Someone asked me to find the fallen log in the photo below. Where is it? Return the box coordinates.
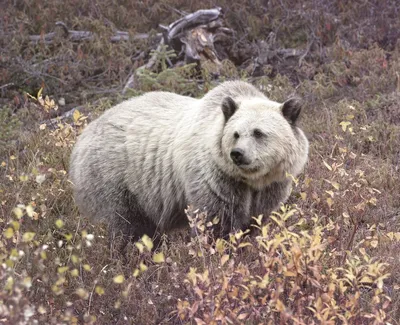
[163,7,233,64]
[29,21,162,44]
[122,7,233,94]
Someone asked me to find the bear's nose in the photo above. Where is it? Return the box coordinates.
[230,148,245,165]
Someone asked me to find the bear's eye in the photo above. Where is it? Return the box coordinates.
[234,132,240,139]
[253,129,265,138]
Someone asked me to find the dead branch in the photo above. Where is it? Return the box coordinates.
[145,38,166,70]
[122,8,233,95]
[40,106,80,129]
[121,38,165,95]
[164,7,233,64]
[0,83,15,90]
[40,99,104,128]
[121,74,136,96]
[166,7,223,43]
[278,48,307,59]
[255,39,307,66]
[29,22,162,44]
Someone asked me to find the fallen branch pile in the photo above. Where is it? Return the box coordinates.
[25,7,315,126]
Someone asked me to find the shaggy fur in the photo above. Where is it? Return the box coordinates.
[69,81,309,241]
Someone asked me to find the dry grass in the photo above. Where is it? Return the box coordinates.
[1,0,400,324]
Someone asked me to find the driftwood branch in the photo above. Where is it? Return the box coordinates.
[165,7,232,64]
[255,38,308,66]
[41,106,83,129]
[29,22,162,44]
[122,7,233,94]
[166,7,223,42]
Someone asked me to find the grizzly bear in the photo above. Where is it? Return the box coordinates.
[69,81,309,243]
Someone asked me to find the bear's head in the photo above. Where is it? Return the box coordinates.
[220,95,309,189]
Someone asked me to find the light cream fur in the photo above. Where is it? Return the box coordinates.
[69,80,309,240]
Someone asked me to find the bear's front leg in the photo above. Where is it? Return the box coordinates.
[187,178,252,238]
[250,180,292,220]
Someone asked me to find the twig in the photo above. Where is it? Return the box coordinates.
[121,68,136,96]
[341,214,359,265]
[0,83,15,90]
[121,38,164,95]
[16,56,68,85]
[40,99,103,127]
[0,83,15,96]
[298,36,314,67]
[67,217,81,265]
[87,264,109,314]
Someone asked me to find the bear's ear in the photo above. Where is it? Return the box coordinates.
[282,97,302,125]
[221,96,238,121]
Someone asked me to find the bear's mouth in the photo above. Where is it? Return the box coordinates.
[238,165,260,173]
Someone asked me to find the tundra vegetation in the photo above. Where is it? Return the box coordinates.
[0,0,399,324]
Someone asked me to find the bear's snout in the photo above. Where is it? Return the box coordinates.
[230,148,249,166]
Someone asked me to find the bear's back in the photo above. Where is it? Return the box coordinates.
[70,91,199,226]
[123,92,201,229]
